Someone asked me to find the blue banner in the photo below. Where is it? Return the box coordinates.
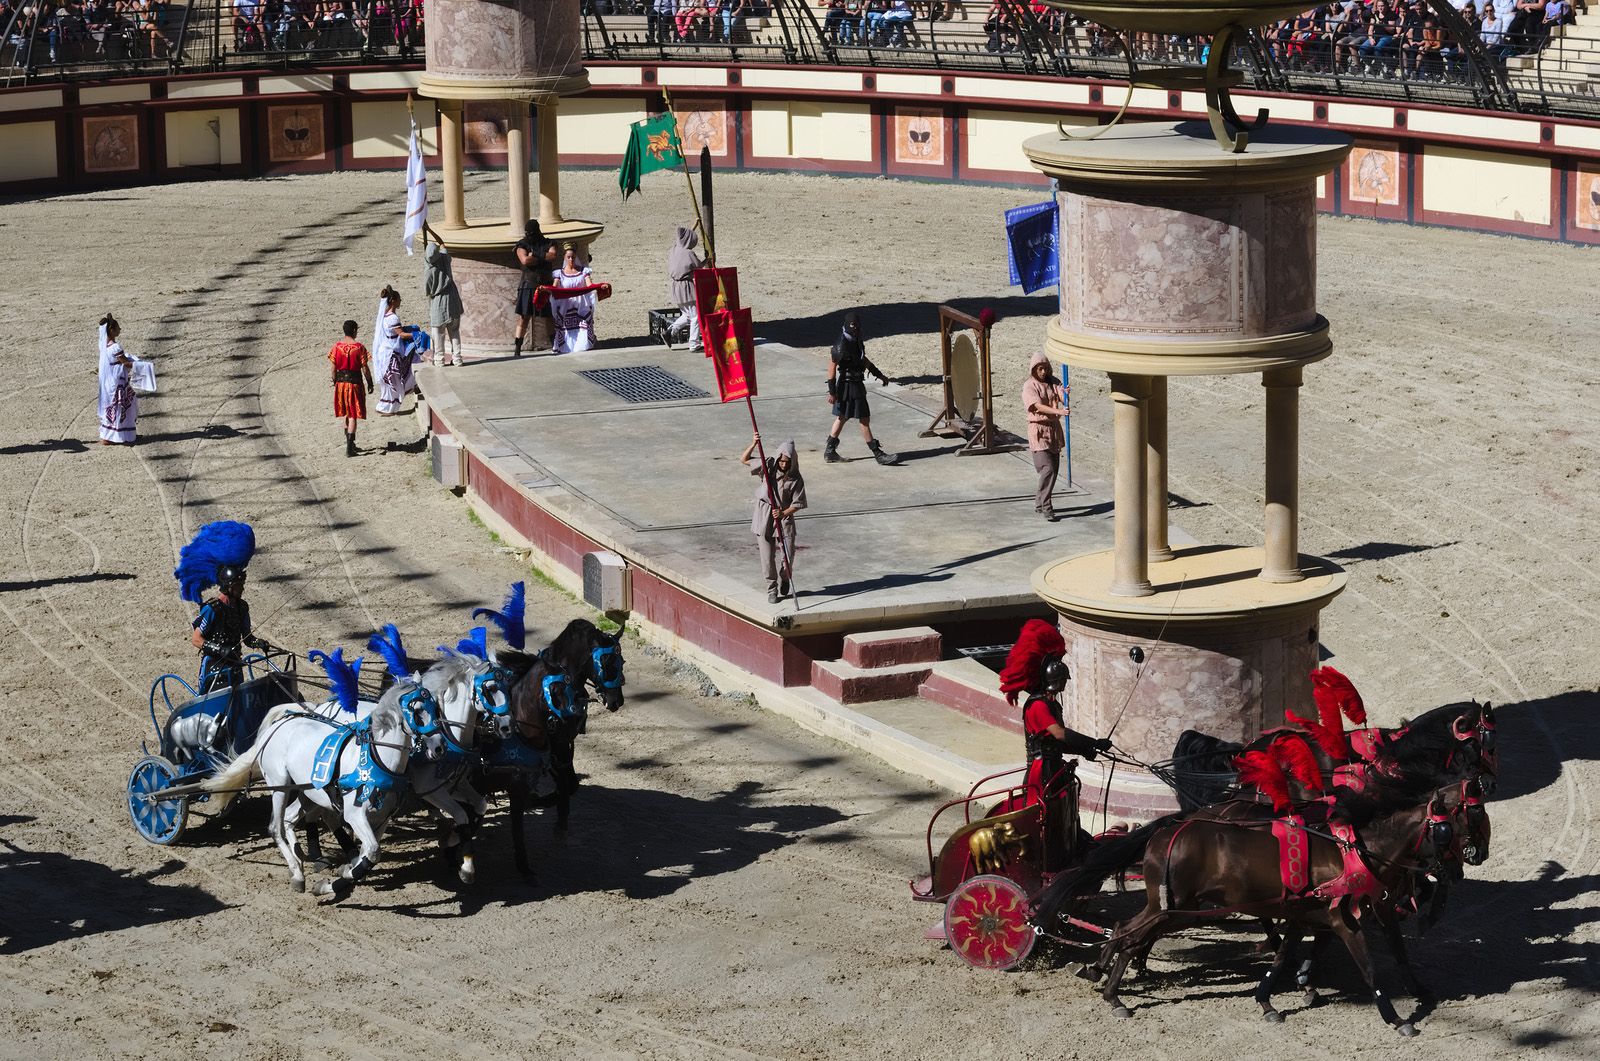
[1004,199,1059,295]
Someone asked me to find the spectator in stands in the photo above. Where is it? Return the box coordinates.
[1480,1,1516,63]
[1511,0,1544,50]
[820,0,848,42]
[1540,0,1572,48]
[1357,2,1399,75]
[840,0,865,42]
[881,0,913,45]
[863,0,887,44]
[984,0,1017,52]
[647,0,675,42]
[1334,1,1370,71]
[676,0,710,39]
[233,0,262,50]
[717,0,747,42]
[1442,3,1477,76]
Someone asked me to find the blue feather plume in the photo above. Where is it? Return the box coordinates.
[308,648,363,715]
[471,581,526,650]
[174,521,256,603]
[367,623,412,679]
[448,626,488,660]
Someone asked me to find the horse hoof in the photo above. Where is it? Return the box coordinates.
[1302,991,1318,1008]
[290,877,305,893]
[459,866,476,885]
[1397,1023,1418,1038]
[1111,1006,1132,1020]
[1263,1009,1285,1024]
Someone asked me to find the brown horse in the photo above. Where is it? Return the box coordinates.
[1091,781,1464,1035]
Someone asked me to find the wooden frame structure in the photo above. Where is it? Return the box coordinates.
[922,305,1022,457]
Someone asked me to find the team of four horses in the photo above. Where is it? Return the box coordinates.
[914,659,1496,1037]
[127,576,627,898]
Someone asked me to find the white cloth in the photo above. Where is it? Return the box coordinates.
[403,116,428,256]
[372,303,413,414]
[97,323,137,443]
[130,357,158,394]
[550,267,598,355]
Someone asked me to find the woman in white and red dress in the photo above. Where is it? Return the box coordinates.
[97,313,137,445]
[995,618,1109,811]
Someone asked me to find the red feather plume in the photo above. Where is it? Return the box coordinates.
[998,619,1067,706]
[1286,709,1350,764]
[1236,750,1291,812]
[1271,734,1325,794]
[1312,666,1366,725]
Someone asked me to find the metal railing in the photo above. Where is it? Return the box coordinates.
[5,1,1600,119]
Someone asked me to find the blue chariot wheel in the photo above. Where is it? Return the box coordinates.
[126,755,188,846]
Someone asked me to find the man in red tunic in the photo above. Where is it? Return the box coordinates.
[998,619,1110,808]
[328,319,374,457]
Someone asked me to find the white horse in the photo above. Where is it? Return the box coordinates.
[405,651,513,884]
[203,688,413,897]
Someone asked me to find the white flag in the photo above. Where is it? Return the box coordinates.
[403,113,428,255]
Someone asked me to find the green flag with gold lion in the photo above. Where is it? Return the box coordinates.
[619,112,684,199]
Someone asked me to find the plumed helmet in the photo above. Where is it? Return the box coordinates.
[216,563,246,594]
[1041,656,1070,693]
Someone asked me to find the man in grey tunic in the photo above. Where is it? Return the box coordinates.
[740,433,806,603]
[423,243,465,366]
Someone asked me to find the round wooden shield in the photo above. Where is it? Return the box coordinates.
[950,332,980,423]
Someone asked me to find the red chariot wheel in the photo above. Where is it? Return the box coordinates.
[944,874,1036,971]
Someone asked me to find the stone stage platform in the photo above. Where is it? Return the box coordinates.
[420,341,1145,691]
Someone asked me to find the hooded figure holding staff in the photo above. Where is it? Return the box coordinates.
[740,432,805,603]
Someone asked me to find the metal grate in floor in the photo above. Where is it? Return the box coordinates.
[578,365,709,404]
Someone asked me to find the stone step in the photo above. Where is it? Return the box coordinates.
[811,658,933,705]
[842,626,943,669]
[917,656,1018,733]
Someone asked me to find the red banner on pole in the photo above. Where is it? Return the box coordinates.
[704,307,756,402]
[692,267,740,355]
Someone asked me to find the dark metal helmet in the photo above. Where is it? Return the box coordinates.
[1041,656,1070,693]
[216,563,247,595]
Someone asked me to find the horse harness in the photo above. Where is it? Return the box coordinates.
[294,710,408,812]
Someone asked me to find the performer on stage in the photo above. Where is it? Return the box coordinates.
[97,313,138,445]
[422,243,464,367]
[667,225,705,353]
[824,312,899,465]
[372,285,420,416]
[997,618,1109,808]
[550,244,600,355]
[175,521,263,694]
[1023,351,1069,521]
[328,319,374,457]
[513,220,558,358]
[740,431,806,603]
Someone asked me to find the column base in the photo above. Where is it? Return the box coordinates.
[1032,544,1347,786]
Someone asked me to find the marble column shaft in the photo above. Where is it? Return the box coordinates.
[1146,375,1172,563]
[537,100,563,227]
[506,104,531,237]
[438,100,465,229]
[1110,372,1154,597]
[1262,364,1304,583]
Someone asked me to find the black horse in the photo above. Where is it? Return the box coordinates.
[486,618,628,877]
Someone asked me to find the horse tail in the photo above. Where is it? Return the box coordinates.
[200,702,297,810]
[1031,812,1182,929]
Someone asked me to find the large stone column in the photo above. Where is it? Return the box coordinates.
[417,0,601,354]
[537,100,562,227]
[1025,119,1352,817]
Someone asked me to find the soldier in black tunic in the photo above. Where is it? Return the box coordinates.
[824,312,899,465]
[512,220,558,358]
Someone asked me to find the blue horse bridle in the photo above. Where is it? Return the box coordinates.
[590,643,624,692]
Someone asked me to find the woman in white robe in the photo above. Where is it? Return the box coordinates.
[371,285,417,415]
[550,246,601,355]
[97,313,137,445]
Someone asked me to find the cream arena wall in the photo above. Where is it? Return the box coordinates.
[3,63,1599,244]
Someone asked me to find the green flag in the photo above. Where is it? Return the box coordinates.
[619,113,683,199]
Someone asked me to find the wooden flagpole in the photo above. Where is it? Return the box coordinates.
[661,88,795,604]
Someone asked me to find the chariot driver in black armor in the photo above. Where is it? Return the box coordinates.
[997,619,1110,809]
[174,520,263,694]
[191,564,264,693]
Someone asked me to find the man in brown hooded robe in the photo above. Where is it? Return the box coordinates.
[740,432,806,603]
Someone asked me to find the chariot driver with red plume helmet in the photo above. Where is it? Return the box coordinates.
[174,520,265,693]
[998,618,1110,807]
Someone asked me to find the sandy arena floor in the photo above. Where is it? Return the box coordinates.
[0,169,1596,1059]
